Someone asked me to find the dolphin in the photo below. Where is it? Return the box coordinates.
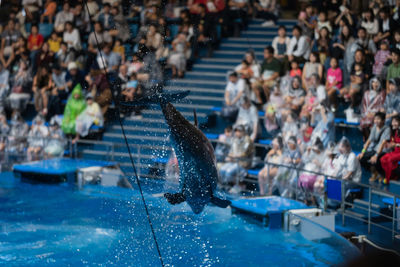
[122,90,231,214]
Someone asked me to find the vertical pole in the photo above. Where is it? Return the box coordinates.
[368,187,372,234]
[393,196,396,241]
[323,175,327,212]
[137,145,141,178]
[295,168,299,201]
[341,180,345,226]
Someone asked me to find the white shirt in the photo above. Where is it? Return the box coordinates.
[63,29,81,50]
[235,105,259,131]
[287,35,310,59]
[335,152,362,183]
[55,11,74,28]
[225,79,246,106]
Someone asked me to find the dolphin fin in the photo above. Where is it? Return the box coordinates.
[121,91,190,106]
[193,109,198,127]
[210,196,231,208]
[164,192,186,205]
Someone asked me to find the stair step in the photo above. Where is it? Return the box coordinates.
[221,43,268,49]
[165,86,224,95]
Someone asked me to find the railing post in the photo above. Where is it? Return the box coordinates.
[393,196,396,241]
[111,143,115,161]
[341,179,345,226]
[368,187,372,234]
[323,175,327,212]
[69,138,73,159]
[295,168,299,201]
[137,144,141,178]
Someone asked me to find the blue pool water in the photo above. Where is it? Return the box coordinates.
[0,172,359,266]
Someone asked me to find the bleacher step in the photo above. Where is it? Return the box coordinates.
[353,199,380,209]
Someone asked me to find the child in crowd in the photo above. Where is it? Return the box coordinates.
[372,39,391,79]
[289,61,302,77]
[326,57,342,110]
[113,39,126,64]
[47,32,62,54]
[340,62,365,106]
[215,126,233,162]
[27,115,49,161]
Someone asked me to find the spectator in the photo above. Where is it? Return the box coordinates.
[87,22,112,70]
[314,141,338,195]
[379,115,400,184]
[360,9,379,38]
[44,117,66,158]
[86,70,112,115]
[386,49,400,90]
[0,114,10,152]
[372,39,391,79]
[61,84,86,136]
[255,0,278,27]
[226,0,248,36]
[73,4,90,34]
[331,24,354,60]
[326,57,342,110]
[63,21,82,51]
[298,4,317,39]
[7,112,29,156]
[340,62,365,108]
[374,7,396,44]
[47,32,62,54]
[263,104,280,137]
[96,44,121,73]
[121,74,141,103]
[109,6,131,42]
[54,2,74,33]
[0,19,22,69]
[360,77,386,139]
[22,0,43,23]
[73,94,104,144]
[382,78,400,124]
[334,4,353,27]
[215,125,234,162]
[222,72,246,121]
[86,0,100,19]
[257,136,283,195]
[35,42,54,70]
[312,27,331,65]
[234,97,259,141]
[358,112,390,182]
[219,125,254,194]
[97,3,114,31]
[8,60,31,113]
[272,26,290,61]
[281,112,299,143]
[0,63,10,112]
[32,66,52,116]
[310,103,335,147]
[335,137,362,183]
[284,76,305,114]
[235,52,260,84]
[287,25,311,65]
[300,74,326,119]
[27,115,49,161]
[393,29,400,51]
[302,52,323,91]
[113,39,126,64]
[27,24,44,63]
[168,32,189,79]
[289,61,301,78]
[315,11,332,38]
[40,0,57,24]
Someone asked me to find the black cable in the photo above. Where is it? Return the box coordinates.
[81,2,164,266]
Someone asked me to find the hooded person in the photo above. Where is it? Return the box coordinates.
[72,93,104,143]
[61,84,86,135]
[382,78,400,124]
[360,77,386,137]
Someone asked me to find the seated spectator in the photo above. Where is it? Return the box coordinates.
[263,104,280,137]
[302,52,323,91]
[312,27,331,65]
[7,112,29,156]
[86,69,112,115]
[381,78,400,124]
[252,46,280,104]
[378,115,400,184]
[113,39,126,65]
[32,66,52,116]
[226,0,249,36]
[373,7,396,44]
[258,136,283,195]
[215,125,234,162]
[372,39,391,79]
[340,62,365,108]
[281,112,299,143]
[63,22,82,52]
[310,103,335,147]
[335,137,362,183]
[284,76,305,114]
[358,112,390,182]
[193,4,217,58]
[86,22,112,70]
[298,4,317,39]
[54,2,74,33]
[325,57,342,110]
[289,61,301,78]
[97,3,113,31]
[0,19,22,69]
[360,9,379,38]
[315,11,332,38]
[314,141,338,196]
[8,60,31,113]
[168,33,189,79]
[27,24,44,69]
[44,117,66,158]
[286,25,311,65]
[145,24,165,60]
[222,72,246,122]
[86,0,100,19]
[0,63,10,112]
[255,0,278,27]
[55,42,75,70]
[40,0,57,24]
[360,77,386,139]
[73,4,90,34]
[97,44,121,73]
[219,125,254,193]
[393,29,400,51]
[73,94,104,144]
[27,115,49,161]
[65,62,85,92]
[331,24,354,61]
[47,32,62,54]
[334,4,353,27]
[109,6,130,42]
[272,26,290,61]
[35,42,54,70]
[234,97,259,141]
[235,52,260,84]
[298,138,324,195]
[0,113,10,152]
[386,49,400,90]
[61,84,86,136]
[300,74,326,120]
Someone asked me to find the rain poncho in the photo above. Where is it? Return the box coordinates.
[75,101,103,137]
[61,84,86,135]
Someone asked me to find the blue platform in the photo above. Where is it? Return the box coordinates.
[231,196,308,228]
[13,158,116,183]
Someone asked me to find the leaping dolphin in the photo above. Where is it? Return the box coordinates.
[122,90,231,214]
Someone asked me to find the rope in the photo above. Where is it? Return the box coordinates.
[81,2,164,266]
[352,236,400,256]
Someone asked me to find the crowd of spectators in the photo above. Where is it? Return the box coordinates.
[218,1,400,197]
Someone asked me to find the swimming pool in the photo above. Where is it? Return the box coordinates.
[0,172,359,266]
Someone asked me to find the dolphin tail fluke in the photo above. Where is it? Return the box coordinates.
[164,192,186,205]
[210,196,231,208]
[121,91,190,106]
